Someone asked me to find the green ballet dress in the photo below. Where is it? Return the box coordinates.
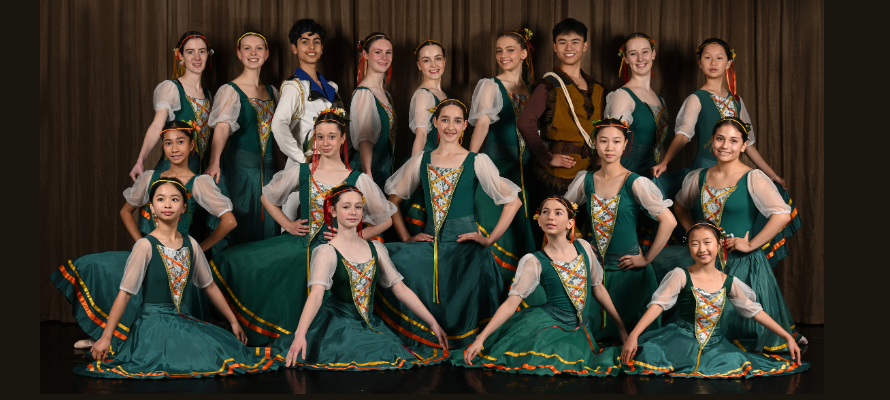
[211,83,280,246]
[272,241,449,370]
[75,235,284,379]
[451,239,623,376]
[470,77,543,307]
[402,88,444,237]
[377,151,516,348]
[50,171,232,342]
[153,79,213,174]
[621,268,809,379]
[610,88,670,177]
[210,163,396,346]
[349,87,397,190]
[565,171,674,344]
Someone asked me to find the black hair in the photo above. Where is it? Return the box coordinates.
[686,219,722,243]
[314,111,347,134]
[697,38,733,60]
[177,31,208,52]
[415,40,445,61]
[552,18,588,43]
[623,32,654,51]
[328,184,362,208]
[360,32,393,53]
[497,31,529,51]
[432,99,468,120]
[594,117,631,140]
[289,19,326,44]
[149,177,188,212]
[712,116,750,143]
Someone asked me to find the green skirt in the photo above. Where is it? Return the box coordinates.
[50,251,211,343]
[401,187,428,238]
[590,243,661,345]
[272,298,448,371]
[218,148,279,246]
[621,318,808,379]
[376,217,505,349]
[451,305,621,376]
[211,232,324,347]
[75,303,283,379]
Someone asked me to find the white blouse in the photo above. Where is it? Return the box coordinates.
[674,93,755,146]
[349,89,390,149]
[563,171,673,218]
[675,168,790,217]
[153,81,183,121]
[408,89,439,133]
[307,242,405,290]
[119,236,213,294]
[208,84,280,135]
[123,172,233,217]
[648,268,763,318]
[508,239,603,298]
[468,78,504,126]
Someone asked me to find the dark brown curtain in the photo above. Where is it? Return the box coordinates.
[40,0,823,323]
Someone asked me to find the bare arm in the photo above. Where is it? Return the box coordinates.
[204,123,230,184]
[673,202,694,232]
[129,109,168,181]
[90,290,133,361]
[202,281,247,344]
[463,295,522,365]
[620,304,665,365]
[285,285,326,367]
[411,128,429,155]
[459,196,520,246]
[199,211,237,252]
[387,194,413,242]
[390,281,449,349]
[120,203,143,242]
[592,284,628,341]
[752,310,801,365]
[726,213,791,254]
[744,147,785,189]
[652,135,689,178]
[644,210,677,261]
[260,194,308,236]
[360,217,392,240]
[468,116,490,153]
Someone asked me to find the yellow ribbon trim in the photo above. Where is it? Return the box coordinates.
[476,223,520,260]
[210,261,293,335]
[376,292,491,340]
[67,260,130,332]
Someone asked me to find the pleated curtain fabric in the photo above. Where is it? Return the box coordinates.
[40,0,823,323]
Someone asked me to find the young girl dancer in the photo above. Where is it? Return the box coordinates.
[276,185,450,370]
[211,109,396,346]
[620,221,807,379]
[378,99,521,349]
[51,121,236,349]
[453,196,625,376]
[206,31,280,245]
[77,178,284,379]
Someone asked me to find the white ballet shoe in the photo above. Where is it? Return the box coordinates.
[73,338,95,349]
[797,336,808,345]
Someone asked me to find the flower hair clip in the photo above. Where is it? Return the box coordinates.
[315,108,349,124]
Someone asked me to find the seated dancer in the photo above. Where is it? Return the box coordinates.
[453,196,626,376]
[276,185,450,370]
[77,178,284,379]
[620,221,808,379]
[210,109,395,346]
[51,121,236,349]
[378,99,521,349]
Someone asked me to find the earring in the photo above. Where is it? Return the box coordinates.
[459,131,464,146]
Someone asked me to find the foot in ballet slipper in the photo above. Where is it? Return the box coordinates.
[73,339,95,349]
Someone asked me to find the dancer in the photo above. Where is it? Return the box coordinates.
[564,118,676,344]
[206,31,280,246]
[453,196,626,376]
[377,99,521,349]
[211,109,396,346]
[620,221,808,379]
[77,178,284,379]
[350,32,397,189]
[276,185,450,370]
[51,121,236,349]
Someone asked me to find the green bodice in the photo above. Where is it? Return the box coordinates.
[584,172,648,264]
[622,88,668,165]
[676,268,733,357]
[692,169,758,259]
[138,170,199,236]
[141,235,196,310]
[155,80,212,174]
[328,242,380,326]
[349,87,396,181]
[297,165,361,246]
[532,240,593,327]
[225,83,276,157]
[419,151,479,240]
[419,88,441,152]
[480,78,530,165]
[692,90,742,163]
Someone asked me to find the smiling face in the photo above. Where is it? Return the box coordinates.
[178,37,209,74]
[162,129,195,166]
[292,32,323,65]
[434,104,467,145]
[624,37,655,76]
[687,227,721,265]
[552,32,588,66]
[711,124,747,162]
[364,39,393,74]
[595,126,627,164]
[698,43,731,80]
[330,191,364,230]
[237,35,269,69]
[495,35,527,73]
[149,183,186,223]
[416,44,445,80]
[314,122,345,161]
[537,199,574,238]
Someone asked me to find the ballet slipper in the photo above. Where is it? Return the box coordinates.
[73,338,95,349]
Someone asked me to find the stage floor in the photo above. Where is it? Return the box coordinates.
[40,322,823,394]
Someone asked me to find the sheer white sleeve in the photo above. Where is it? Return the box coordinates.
[119,239,153,294]
[676,168,704,209]
[508,254,542,298]
[271,81,304,162]
[408,89,437,133]
[208,85,241,133]
[192,175,234,217]
[153,80,181,121]
[468,78,503,125]
[122,170,155,207]
[271,85,280,103]
[738,97,755,146]
[474,153,520,205]
[355,173,398,225]
[578,239,603,286]
[384,152,424,199]
[189,236,214,289]
[604,89,635,125]
[261,162,302,207]
[563,170,588,205]
[373,241,404,289]
[632,177,673,218]
[673,94,701,141]
[307,244,338,290]
[647,268,687,310]
[349,89,382,149]
[747,170,791,217]
[728,277,763,318]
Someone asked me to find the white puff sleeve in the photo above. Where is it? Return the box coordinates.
[153,80,181,121]
[747,170,791,217]
[384,152,424,199]
[578,239,604,286]
[119,239,153,294]
[604,89,635,125]
[189,236,214,289]
[508,254,542,298]
[192,175,234,217]
[563,170,588,205]
[738,97,755,146]
[123,170,155,208]
[647,268,687,311]
[674,94,701,141]
[307,244,338,290]
[728,277,763,318]
[373,241,405,289]
[408,89,437,133]
[261,163,302,207]
[675,168,704,210]
[355,173,398,225]
[474,153,520,205]
[349,89,382,149]
[208,85,241,134]
[468,78,503,125]
[632,176,673,218]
